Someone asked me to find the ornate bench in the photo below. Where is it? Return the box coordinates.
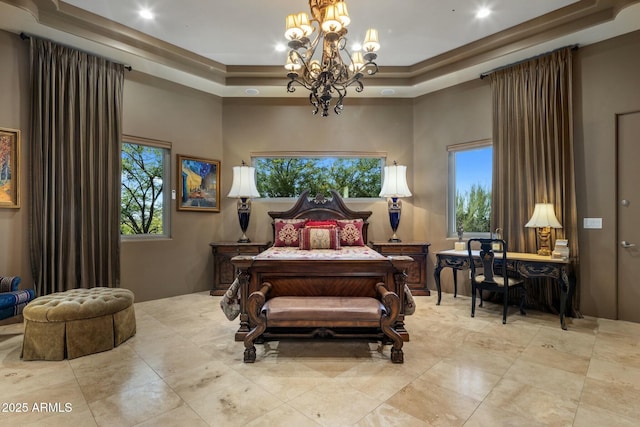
[243,281,404,364]
[21,287,136,360]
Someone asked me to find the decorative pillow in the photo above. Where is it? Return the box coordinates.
[0,276,21,293]
[305,219,338,228]
[274,218,307,247]
[220,277,241,321]
[299,227,341,250]
[404,284,416,315]
[336,219,365,246]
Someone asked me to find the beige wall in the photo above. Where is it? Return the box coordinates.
[573,30,640,318]
[221,98,414,245]
[411,30,640,318]
[412,79,492,295]
[0,31,226,301]
[0,31,32,289]
[3,26,640,316]
[121,72,224,302]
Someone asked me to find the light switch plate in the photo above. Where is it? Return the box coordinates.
[583,218,603,229]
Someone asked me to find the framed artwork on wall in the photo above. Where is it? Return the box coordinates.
[0,127,20,209]
[177,154,221,212]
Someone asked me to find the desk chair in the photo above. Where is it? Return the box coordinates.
[467,238,526,324]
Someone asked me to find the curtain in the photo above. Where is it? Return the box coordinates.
[29,37,125,295]
[489,47,580,316]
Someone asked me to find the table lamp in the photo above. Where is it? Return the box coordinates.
[227,161,260,243]
[379,161,412,242]
[525,203,562,256]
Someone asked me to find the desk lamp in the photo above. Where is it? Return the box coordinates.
[227,161,260,243]
[525,203,562,256]
[379,161,411,242]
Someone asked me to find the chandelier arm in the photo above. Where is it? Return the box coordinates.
[308,25,322,51]
[309,92,322,116]
[332,84,347,115]
[289,49,315,79]
[339,72,364,89]
[334,96,345,115]
[288,75,315,93]
[283,0,380,116]
[286,79,298,93]
[366,62,379,76]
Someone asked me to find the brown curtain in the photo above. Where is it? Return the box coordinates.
[29,37,124,295]
[489,46,580,316]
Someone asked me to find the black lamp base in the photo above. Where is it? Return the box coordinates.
[387,198,402,243]
[236,198,251,244]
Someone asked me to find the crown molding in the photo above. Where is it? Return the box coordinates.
[3,0,640,94]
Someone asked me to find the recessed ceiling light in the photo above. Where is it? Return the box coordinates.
[476,7,491,19]
[380,88,395,96]
[275,43,286,52]
[351,42,362,52]
[139,9,154,20]
[245,88,260,95]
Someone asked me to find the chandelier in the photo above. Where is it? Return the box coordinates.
[284,0,380,116]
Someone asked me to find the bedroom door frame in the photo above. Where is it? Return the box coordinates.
[616,111,640,322]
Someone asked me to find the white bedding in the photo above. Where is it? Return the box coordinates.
[254,245,386,261]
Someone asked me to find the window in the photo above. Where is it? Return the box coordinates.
[121,136,171,238]
[252,152,385,198]
[447,140,492,237]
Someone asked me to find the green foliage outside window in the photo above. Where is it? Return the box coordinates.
[455,183,491,233]
[121,143,165,235]
[253,157,383,198]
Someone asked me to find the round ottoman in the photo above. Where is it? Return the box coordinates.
[21,287,136,361]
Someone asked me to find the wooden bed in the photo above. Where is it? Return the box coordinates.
[231,190,413,361]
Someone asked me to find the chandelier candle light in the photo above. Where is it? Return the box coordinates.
[227,161,260,243]
[284,0,380,116]
[525,203,563,256]
[379,162,412,242]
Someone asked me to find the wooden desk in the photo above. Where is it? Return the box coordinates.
[434,249,574,330]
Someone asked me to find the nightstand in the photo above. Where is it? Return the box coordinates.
[369,241,431,295]
[209,241,271,295]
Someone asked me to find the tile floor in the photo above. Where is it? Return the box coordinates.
[1,291,639,426]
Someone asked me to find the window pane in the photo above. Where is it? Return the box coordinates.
[121,141,169,237]
[448,144,492,236]
[253,156,384,198]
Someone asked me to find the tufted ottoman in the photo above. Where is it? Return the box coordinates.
[21,287,136,361]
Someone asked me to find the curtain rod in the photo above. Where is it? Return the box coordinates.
[20,32,132,71]
[479,44,579,79]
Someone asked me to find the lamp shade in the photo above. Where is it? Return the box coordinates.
[363,28,380,52]
[227,165,260,198]
[525,203,562,228]
[379,164,411,198]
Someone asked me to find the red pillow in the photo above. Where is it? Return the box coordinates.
[305,219,338,228]
[274,219,307,247]
[299,227,341,250]
[336,219,365,246]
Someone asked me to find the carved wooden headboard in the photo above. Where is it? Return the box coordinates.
[267,189,372,243]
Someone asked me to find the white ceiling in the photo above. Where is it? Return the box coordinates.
[62,0,578,66]
[2,0,640,98]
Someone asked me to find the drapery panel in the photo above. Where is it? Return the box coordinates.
[489,47,580,316]
[29,37,124,295]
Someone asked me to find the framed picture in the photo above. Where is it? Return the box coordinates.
[0,127,20,209]
[177,154,221,212]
